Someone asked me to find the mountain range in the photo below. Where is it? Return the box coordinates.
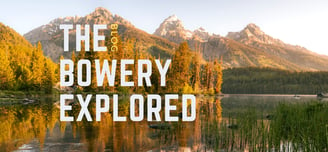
[23,7,177,62]
[23,7,328,71]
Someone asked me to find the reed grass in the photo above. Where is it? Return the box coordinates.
[199,101,328,151]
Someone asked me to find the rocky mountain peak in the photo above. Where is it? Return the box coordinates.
[95,7,109,12]
[193,27,211,42]
[155,15,186,34]
[154,14,192,43]
[245,23,260,31]
[166,14,179,22]
[91,7,112,19]
[242,23,265,38]
[23,7,135,61]
[154,15,216,43]
[80,7,132,26]
[226,23,283,45]
[194,27,206,32]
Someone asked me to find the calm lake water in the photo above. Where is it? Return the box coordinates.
[0,94,323,152]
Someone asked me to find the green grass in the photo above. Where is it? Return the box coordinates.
[198,101,328,151]
[270,102,328,151]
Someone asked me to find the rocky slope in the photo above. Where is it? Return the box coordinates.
[225,23,328,71]
[154,16,328,71]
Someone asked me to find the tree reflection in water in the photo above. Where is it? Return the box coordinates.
[1,96,326,151]
[0,96,222,151]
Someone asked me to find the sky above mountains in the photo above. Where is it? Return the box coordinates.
[1,0,328,55]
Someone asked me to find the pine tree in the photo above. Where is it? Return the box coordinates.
[167,42,191,93]
[202,61,214,92]
[0,48,15,89]
[17,65,33,90]
[43,58,55,94]
[77,41,86,87]
[150,56,160,93]
[71,51,77,86]
[191,52,201,92]
[84,32,99,91]
[31,42,45,90]
[113,36,124,91]
[214,59,223,94]
[133,41,139,92]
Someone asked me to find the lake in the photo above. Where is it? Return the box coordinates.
[0,94,326,151]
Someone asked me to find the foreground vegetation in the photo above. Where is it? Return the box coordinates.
[201,101,328,151]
